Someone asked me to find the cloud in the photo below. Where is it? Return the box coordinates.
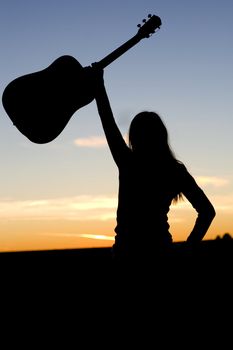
[79,233,114,241]
[41,232,115,241]
[171,191,233,214]
[0,195,117,221]
[196,176,229,187]
[73,134,128,148]
[74,136,107,148]
[209,194,233,212]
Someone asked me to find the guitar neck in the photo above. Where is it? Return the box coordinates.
[96,34,141,69]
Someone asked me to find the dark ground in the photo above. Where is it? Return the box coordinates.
[1,238,232,292]
[0,239,232,342]
[1,238,232,276]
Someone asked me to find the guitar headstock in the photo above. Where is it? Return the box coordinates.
[137,14,162,39]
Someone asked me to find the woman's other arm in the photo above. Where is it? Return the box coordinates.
[182,169,216,244]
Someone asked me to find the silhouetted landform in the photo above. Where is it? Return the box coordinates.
[1,238,232,282]
[1,238,232,333]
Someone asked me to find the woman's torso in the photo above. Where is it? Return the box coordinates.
[113,152,183,258]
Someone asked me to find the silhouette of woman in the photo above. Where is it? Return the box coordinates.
[93,67,216,263]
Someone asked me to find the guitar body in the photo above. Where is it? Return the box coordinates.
[2,55,95,143]
[2,14,161,143]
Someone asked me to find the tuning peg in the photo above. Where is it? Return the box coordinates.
[148,14,152,18]
[142,18,147,23]
[137,23,141,28]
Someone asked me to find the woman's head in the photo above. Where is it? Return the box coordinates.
[128,111,183,202]
[128,111,171,156]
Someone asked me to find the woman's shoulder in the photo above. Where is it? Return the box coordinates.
[172,160,187,174]
[175,161,200,190]
[173,161,194,182]
[176,161,187,172]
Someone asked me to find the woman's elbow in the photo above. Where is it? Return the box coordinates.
[207,203,216,221]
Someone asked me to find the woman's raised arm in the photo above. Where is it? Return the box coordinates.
[93,67,129,166]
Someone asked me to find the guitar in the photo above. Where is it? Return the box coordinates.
[2,14,161,144]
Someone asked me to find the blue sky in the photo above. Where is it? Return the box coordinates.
[0,0,232,251]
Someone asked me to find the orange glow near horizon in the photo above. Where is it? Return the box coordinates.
[0,204,231,252]
[0,191,231,252]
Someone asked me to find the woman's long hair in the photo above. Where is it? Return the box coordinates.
[128,111,183,203]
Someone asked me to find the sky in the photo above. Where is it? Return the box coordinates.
[0,0,232,252]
